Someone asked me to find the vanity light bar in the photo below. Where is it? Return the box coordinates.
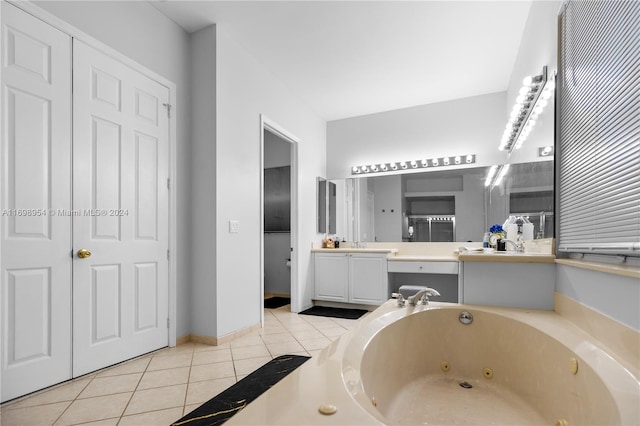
[500,66,555,153]
[351,154,475,175]
[485,164,511,189]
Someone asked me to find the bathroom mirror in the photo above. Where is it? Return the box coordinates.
[317,177,326,233]
[335,160,553,243]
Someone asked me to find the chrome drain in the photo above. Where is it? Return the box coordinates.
[459,381,473,389]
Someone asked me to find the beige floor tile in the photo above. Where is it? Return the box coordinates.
[146,353,192,371]
[298,337,332,351]
[233,356,272,376]
[231,345,271,360]
[189,361,235,382]
[266,341,305,357]
[228,333,264,348]
[74,418,119,426]
[290,329,325,340]
[4,378,92,409]
[183,403,201,417]
[258,326,288,336]
[319,326,348,338]
[260,332,296,344]
[151,343,195,358]
[137,367,190,390]
[192,349,232,365]
[185,377,236,406]
[123,384,186,416]
[95,358,150,378]
[78,373,142,399]
[332,317,362,328]
[55,392,132,425]
[192,343,229,352]
[1,401,70,426]
[118,407,184,426]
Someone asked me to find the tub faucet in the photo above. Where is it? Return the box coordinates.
[503,239,525,253]
[407,288,440,305]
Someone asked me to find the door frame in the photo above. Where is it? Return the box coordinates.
[260,115,300,325]
[3,1,178,347]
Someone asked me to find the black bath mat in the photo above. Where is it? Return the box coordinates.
[299,305,367,320]
[172,355,310,426]
[263,296,290,309]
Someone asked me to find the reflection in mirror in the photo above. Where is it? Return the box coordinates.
[328,181,337,234]
[487,161,554,239]
[317,177,326,233]
[334,161,553,243]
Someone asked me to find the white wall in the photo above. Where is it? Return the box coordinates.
[215,28,326,335]
[32,1,193,338]
[326,92,508,180]
[505,0,560,165]
[189,25,217,337]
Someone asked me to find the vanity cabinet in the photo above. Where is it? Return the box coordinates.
[314,252,389,305]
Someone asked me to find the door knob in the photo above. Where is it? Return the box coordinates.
[77,248,92,259]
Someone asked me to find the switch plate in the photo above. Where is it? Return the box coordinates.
[229,220,239,233]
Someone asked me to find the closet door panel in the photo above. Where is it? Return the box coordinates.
[1,3,72,403]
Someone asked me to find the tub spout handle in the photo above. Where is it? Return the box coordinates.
[391,293,406,306]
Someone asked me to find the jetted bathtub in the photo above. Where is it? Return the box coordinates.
[227,301,640,425]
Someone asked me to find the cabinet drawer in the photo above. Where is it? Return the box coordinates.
[388,261,458,274]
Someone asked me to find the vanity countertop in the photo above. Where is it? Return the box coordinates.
[458,252,555,264]
[311,247,399,254]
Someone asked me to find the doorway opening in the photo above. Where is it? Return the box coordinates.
[260,116,299,325]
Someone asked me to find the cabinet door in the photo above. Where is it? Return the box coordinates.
[350,254,388,305]
[314,253,349,302]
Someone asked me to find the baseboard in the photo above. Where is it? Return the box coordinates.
[264,292,290,299]
[186,322,262,347]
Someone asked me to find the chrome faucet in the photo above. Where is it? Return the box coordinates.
[407,288,440,305]
[503,238,525,253]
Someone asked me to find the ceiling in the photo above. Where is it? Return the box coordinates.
[151,1,532,121]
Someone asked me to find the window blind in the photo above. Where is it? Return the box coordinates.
[557,0,640,256]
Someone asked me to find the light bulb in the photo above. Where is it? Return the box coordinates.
[421,159,428,167]
[362,166,369,173]
[380,164,387,171]
[455,156,461,164]
[352,166,360,174]
[401,162,408,169]
[391,163,398,170]
[443,158,450,165]
[432,158,439,166]
[466,155,473,163]
[410,160,418,168]
[371,165,378,172]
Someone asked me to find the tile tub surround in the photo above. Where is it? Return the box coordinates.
[225,301,640,425]
[0,306,360,426]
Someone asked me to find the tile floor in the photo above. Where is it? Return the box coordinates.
[0,305,364,426]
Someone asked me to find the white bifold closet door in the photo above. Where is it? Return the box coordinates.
[1,3,73,402]
[71,40,170,377]
[1,3,170,401]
